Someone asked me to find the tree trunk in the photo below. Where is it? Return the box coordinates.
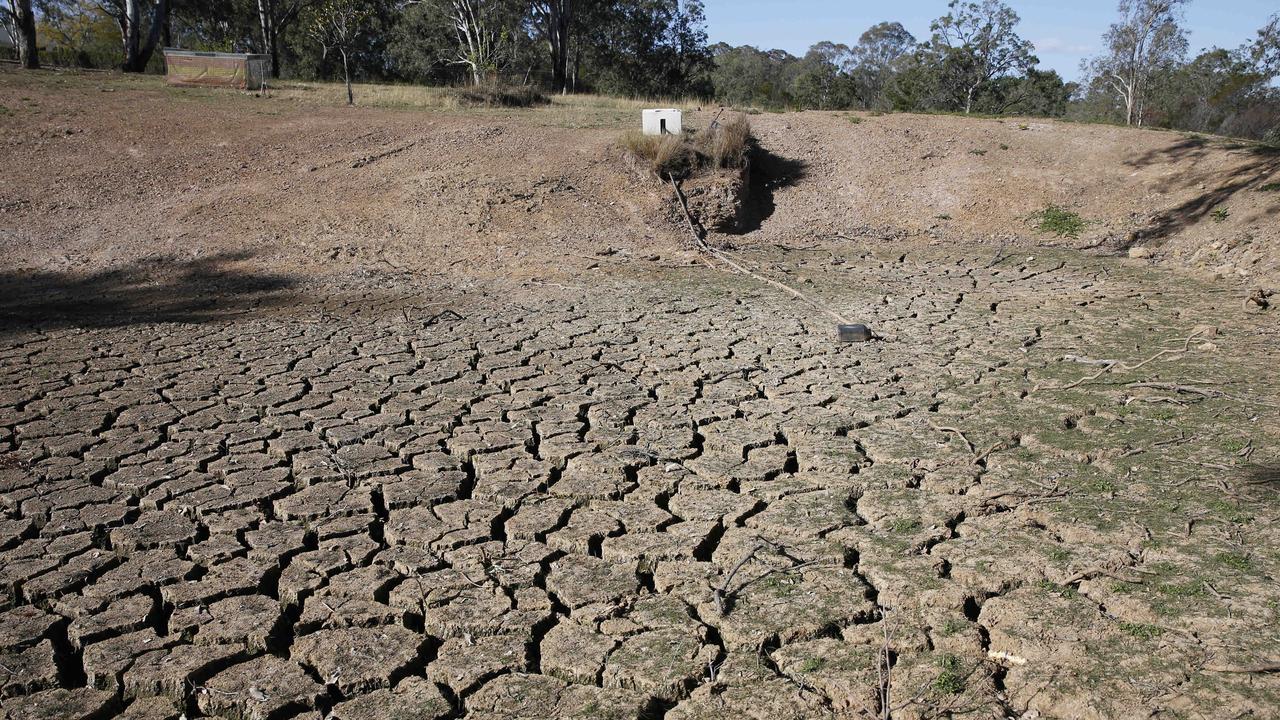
[341,48,353,105]
[120,0,167,73]
[256,0,286,79]
[122,0,141,71]
[13,0,38,69]
[540,0,571,94]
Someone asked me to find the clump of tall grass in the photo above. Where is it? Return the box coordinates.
[620,132,695,178]
[621,114,751,179]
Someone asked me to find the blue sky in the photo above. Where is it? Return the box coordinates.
[702,0,1278,81]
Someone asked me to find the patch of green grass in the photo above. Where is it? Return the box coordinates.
[1036,579,1078,598]
[969,148,987,155]
[797,657,824,673]
[1155,579,1206,599]
[1119,622,1164,640]
[1018,123,1030,130]
[1035,205,1086,238]
[1216,551,1251,572]
[1259,182,1280,192]
[938,618,968,636]
[1220,438,1247,453]
[932,655,966,695]
[889,517,922,533]
[1210,207,1230,222]
[1047,547,1071,562]
[0,105,10,116]
[999,143,1010,150]
[848,115,863,124]
[1207,498,1254,525]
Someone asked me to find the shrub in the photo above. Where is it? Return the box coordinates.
[1035,205,1086,238]
[1259,182,1280,192]
[1211,207,1230,222]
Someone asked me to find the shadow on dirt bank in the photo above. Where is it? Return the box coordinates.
[1125,138,1280,246]
[0,252,297,333]
[737,143,808,234]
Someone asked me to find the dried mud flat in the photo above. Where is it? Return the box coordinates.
[2,69,1280,720]
[2,244,1278,720]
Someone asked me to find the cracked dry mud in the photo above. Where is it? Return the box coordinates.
[1,245,1277,720]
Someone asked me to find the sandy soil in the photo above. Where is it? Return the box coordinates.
[0,68,1278,720]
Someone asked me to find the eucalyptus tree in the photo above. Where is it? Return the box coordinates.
[1084,0,1188,126]
[928,0,1036,114]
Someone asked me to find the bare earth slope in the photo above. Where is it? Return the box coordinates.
[2,69,1278,286]
[0,69,1278,720]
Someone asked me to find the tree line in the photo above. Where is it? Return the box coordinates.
[3,0,1278,140]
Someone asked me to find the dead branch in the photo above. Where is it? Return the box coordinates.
[928,422,975,454]
[714,543,766,615]
[669,174,851,326]
[713,543,833,616]
[1126,382,1224,398]
[1033,329,1206,393]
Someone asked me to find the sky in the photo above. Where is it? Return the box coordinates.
[701,0,1278,81]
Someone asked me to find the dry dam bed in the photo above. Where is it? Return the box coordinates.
[0,247,1277,719]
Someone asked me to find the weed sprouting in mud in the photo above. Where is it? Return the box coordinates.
[932,654,966,695]
[1035,205,1086,237]
[1216,552,1252,572]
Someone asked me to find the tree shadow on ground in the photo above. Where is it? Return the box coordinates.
[1123,138,1280,247]
[736,142,809,234]
[0,251,298,333]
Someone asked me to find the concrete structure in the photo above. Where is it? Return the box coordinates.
[642,109,682,136]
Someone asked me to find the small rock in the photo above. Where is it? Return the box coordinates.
[1128,246,1152,259]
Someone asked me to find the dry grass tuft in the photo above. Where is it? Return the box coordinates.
[452,85,549,108]
[271,81,547,110]
[696,115,751,170]
[621,114,752,179]
[620,131,694,177]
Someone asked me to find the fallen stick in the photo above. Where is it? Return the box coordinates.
[1127,382,1224,398]
[928,422,975,454]
[669,175,851,326]
[1032,329,1206,393]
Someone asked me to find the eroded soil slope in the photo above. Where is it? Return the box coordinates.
[2,69,1279,286]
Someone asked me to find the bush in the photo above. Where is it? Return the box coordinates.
[621,114,751,180]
